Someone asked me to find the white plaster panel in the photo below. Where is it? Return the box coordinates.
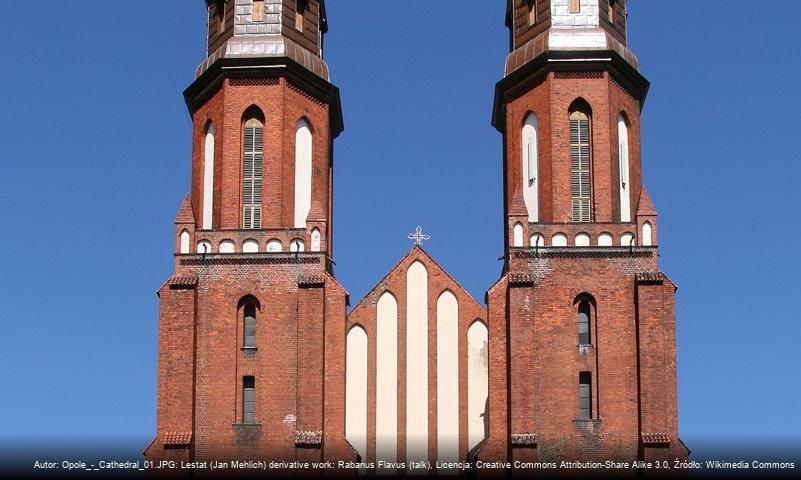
[294,120,313,228]
[598,233,613,246]
[311,228,321,252]
[180,230,190,254]
[197,240,212,254]
[621,232,635,246]
[467,321,488,454]
[219,240,235,253]
[522,114,539,223]
[406,261,428,472]
[376,292,398,473]
[642,222,653,246]
[530,233,544,248]
[290,239,305,252]
[552,233,568,247]
[266,239,282,252]
[346,326,368,463]
[436,291,459,470]
[203,124,215,230]
[242,239,259,253]
[618,116,631,222]
[575,233,591,247]
[513,223,524,248]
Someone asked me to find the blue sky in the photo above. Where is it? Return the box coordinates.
[0,0,799,458]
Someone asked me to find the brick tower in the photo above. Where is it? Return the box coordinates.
[480,0,688,467]
[145,0,357,465]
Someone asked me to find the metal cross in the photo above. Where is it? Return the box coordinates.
[407,225,430,246]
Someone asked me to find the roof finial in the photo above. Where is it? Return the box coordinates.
[407,225,430,246]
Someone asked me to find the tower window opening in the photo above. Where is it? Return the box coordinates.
[609,0,616,23]
[569,0,581,14]
[569,109,592,222]
[295,0,307,31]
[242,116,264,229]
[527,0,537,25]
[243,376,256,424]
[216,0,226,34]
[579,372,592,419]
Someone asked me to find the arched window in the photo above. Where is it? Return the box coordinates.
[243,239,259,253]
[242,111,264,229]
[569,103,592,222]
[203,122,215,229]
[294,119,313,228]
[197,240,212,254]
[618,114,631,222]
[578,299,591,345]
[243,303,257,348]
[522,113,539,222]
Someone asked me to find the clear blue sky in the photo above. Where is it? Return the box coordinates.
[0,0,799,459]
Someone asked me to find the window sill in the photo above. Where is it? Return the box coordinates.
[241,346,258,351]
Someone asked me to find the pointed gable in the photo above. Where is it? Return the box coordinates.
[637,187,658,216]
[175,194,196,224]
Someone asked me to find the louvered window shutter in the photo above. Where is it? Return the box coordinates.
[242,120,264,229]
[570,112,591,222]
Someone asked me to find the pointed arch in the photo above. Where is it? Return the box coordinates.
[376,291,398,470]
[436,290,459,469]
[242,106,265,229]
[617,113,631,222]
[179,230,190,254]
[569,99,592,222]
[513,222,524,247]
[467,319,488,455]
[202,121,215,229]
[406,261,429,471]
[345,324,368,462]
[642,221,653,246]
[573,293,596,346]
[522,112,539,222]
[294,118,313,228]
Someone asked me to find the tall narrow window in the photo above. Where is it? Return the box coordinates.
[522,113,539,222]
[203,123,215,229]
[295,0,306,31]
[578,300,591,345]
[243,376,255,423]
[618,115,631,222]
[243,116,264,229]
[568,0,581,14]
[252,0,265,22]
[570,109,592,222]
[579,372,592,419]
[244,304,256,348]
[527,0,537,25]
[609,0,616,23]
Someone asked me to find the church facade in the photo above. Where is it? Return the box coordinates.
[145,0,687,474]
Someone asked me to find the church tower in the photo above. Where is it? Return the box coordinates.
[482,0,687,467]
[145,0,356,465]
